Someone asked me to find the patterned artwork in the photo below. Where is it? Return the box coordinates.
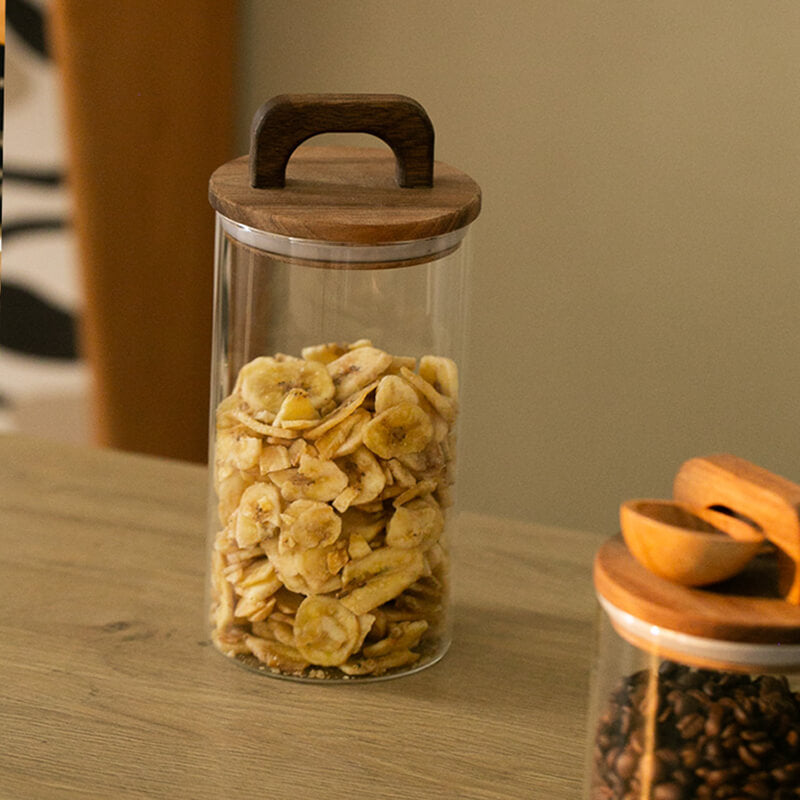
[0,0,90,441]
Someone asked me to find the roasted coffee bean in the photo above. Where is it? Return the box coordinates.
[615,749,637,781]
[771,762,800,784]
[736,743,761,769]
[689,688,713,707]
[677,712,705,739]
[591,664,800,799]
[747,740,773,758]
[652,782,685,800]
[705,703,725,738]
[741,780,771,799]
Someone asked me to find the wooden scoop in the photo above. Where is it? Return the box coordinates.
[674,454,800,604]
[620,498,765,587]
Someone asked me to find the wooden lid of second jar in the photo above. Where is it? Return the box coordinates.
[594,536,800,646]
[595,454,800,670]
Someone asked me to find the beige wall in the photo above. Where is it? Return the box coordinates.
[236,0,800,534]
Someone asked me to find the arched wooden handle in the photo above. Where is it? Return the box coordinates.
[249,94,434,189]
[673,454,800,604]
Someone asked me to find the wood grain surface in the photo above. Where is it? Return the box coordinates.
[673,454,800,603]
[209,147,482,245]
[0,435,597,799]
[250,94,435,189]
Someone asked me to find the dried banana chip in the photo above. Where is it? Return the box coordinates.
[387,458,417,488]
[259,444,292,475]
[216,429,261,472]
[245,635,310,673]
[256,616,295,647]
[269,454,349,503]
[341,546,423,589]
[359,500,387,513]
[419,355,459,402]
[237,356,335,415]
[386,498,444,550]
[392,478,438,508]
[362,620,429,658]
[347,533,373,560]
[396,441,445,478]
[327,346,393,402]
[271,544,344,595]
[304,381,378,440]
[339,648,420,676]
[230,408,302,440]
[335,446,386,508]
[386,355,417,375]
[293,595,361,667]
[217,470,255,526]
[301,340,371,364]
[340,507,386,543]
[314,407,370,460]
[340,547,425,615]
[374,374,419,414]
[287,438,316,466]
[236,558,282,594]
[399,366,458,424]
[273,586,304,615]
[212,629,252,657]
[272,388,321,429]
[234,593,273,622]
[362,402,433,460]
[279,499,341,552]
[235,482,282,548]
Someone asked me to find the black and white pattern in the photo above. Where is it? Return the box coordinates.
[0,0,89,441]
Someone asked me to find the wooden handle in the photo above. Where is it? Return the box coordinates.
[249,94,434,189]
[673,454,800,604]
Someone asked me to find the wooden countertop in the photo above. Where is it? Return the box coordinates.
[0,434,600,799]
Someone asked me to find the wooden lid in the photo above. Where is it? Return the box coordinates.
[594,536,800,647]
[595,454,800,669]
[207,95,481,248]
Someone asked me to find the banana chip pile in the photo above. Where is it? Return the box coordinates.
[210,340,458,678]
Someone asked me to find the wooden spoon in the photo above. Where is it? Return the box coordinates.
[620,498,765,587]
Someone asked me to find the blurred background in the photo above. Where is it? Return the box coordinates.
[3,0,800,535]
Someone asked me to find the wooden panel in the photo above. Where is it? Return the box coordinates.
[49,0,237,462]
[0,434,596,800]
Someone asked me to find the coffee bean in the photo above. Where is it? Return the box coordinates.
[746,740,773,757]
[741,780,771,799]
[733,704,751,725]
[652,782,685,800]
[615,749,637,781]
[592,663,800,798]
[737,744,762,769]
[705,703,725,737]
[771,763,800,784]
[677,712,705,739]
[740,729,767,742]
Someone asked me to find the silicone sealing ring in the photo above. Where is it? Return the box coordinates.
[218,214,467,266]
[599,594,800,672]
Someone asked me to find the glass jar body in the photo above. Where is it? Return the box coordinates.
[205,218,471,681]
[586,603,800,799]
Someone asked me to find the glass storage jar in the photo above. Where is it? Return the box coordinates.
[205,94,481,681]
[587,455,800,799]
